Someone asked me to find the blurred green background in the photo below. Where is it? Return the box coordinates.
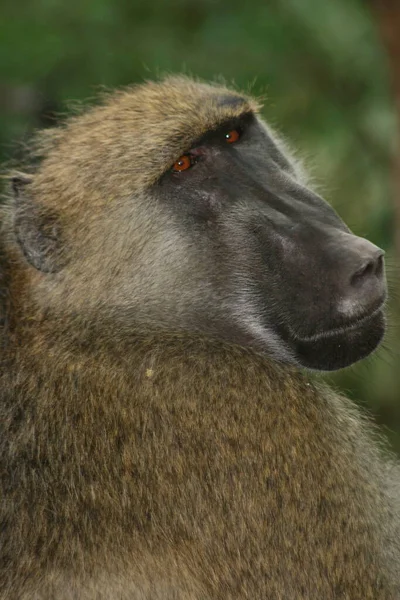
[1,0,399,448]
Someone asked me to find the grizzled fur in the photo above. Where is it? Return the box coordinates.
[1,77,400,599]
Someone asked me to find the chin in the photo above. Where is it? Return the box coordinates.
[291,310,386,371]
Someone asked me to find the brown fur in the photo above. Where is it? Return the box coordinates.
[1,77,400,599]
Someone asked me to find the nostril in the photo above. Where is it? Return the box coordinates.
[352,260,374,284]
[375,254,384,278]
[336,237,386,316]
[350,251,385,287]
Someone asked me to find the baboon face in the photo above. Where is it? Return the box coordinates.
[154,114,386,371]
[14,78,387,371]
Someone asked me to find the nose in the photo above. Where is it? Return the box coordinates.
[337,235,386,316]
[350,249,384,287]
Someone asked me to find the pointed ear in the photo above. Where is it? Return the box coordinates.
[12,174,66,273]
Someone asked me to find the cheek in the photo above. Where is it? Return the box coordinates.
[172,186,223,223]
[200,191,223,214]
[108,226,200,307]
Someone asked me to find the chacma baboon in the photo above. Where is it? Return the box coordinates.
[1,76,399,599]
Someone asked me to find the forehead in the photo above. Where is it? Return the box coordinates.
[114,77,258,138]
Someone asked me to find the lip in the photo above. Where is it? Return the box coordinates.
[289,301,386,344]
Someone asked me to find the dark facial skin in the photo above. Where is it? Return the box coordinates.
[157,112,387,371]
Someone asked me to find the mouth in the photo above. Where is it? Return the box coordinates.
[291,300,386,344]
[287,301,386,371]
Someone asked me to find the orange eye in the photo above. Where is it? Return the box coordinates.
[225,129,240,144]
[172,155,192,172]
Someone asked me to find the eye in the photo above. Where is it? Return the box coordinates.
[224,129,241,144]
[172,155,193,172]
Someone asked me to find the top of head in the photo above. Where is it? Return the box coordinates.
[9,76,387,371]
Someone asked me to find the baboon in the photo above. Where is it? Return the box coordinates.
[1,76,400,599]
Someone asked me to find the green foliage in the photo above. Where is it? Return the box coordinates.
[1,0,399,448]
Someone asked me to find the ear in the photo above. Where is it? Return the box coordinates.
[12,174,66,273]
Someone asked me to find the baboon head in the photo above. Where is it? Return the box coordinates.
[12,77,386,370]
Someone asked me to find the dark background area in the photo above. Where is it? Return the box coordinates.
[1,0,400,449]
